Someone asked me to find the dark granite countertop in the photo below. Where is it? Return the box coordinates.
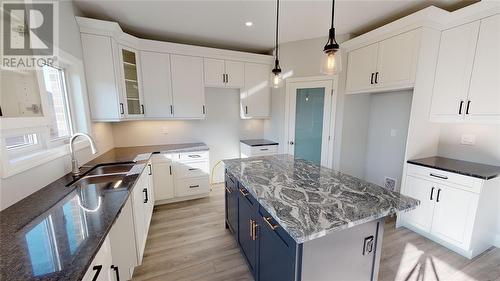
[223,155,419,243]
[407,156,500,180]
[0,143,208,281]
[240,139,279,147]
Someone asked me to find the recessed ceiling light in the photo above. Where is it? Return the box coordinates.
[245,21,253,27]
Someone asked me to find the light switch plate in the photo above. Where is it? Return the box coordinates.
[461,134,476,145]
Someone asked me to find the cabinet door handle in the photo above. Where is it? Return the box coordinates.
[466,100,471,114]
[375,72,379,84]
[143,188,148,203]
[225,186,232,194]
[92,265,102,281]
[430,187,435,200]
[239,188,249,197]
[458,100,464,115]
[222,73,226,83]
[245,106,248,115]
[141,104,145,114]
[119,103,124,115]
[111,265,120,281]
[252,220,258,240]
[170,105,174,115]
[226,74,229,84]
[189,185,199,188]
[249,219,253,239]
[263,216,279,230]
[169,165,172,175]
[429,173,448,180]
[436,188,442,202]
[148,164,152,175]
[370,73,374,84]
[202,105,206,114]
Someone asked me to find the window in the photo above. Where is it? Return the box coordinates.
[42,65,73,141]
[5,133,39,150]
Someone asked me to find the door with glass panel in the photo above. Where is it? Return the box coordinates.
[287,80,334,167]
[119,45,144,117]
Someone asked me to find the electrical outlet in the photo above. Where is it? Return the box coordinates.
[161,127,169,135]
[461,134,476,145]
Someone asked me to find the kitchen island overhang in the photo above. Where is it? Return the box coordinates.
[223,154,419,281]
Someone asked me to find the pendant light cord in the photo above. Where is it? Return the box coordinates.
[275,0,279,58]
[330,0,335,29]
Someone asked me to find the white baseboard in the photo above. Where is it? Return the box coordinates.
[494,234,500,248]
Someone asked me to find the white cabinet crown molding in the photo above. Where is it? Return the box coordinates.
[75,16,273,65]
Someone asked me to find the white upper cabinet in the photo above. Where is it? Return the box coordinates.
[430,21,479,121]
[80,33,124,121]
[241,63,271,118]
[171,55,206,119]
[140,51,174,118]
[225,60,245,88]
[345,43,378,93]
[204,58,225,87]
[376,29,420,88]
[119,45,145,118]
[430,14,500,124]
[345,29,420,94]
[466,14,500,122]
[204,59,245,88]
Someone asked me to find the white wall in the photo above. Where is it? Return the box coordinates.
[0,1,115,210]
[112,88,265,183]
[364,91,413,190]
[263,35,351,160]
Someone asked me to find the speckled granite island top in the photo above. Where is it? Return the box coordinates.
[223,155,419,243]
[0,143,208,281]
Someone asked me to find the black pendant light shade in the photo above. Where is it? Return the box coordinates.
[272,0,282,88]
[322,0,341,74]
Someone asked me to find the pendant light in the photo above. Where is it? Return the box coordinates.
[322,0,341,74]
[271,0,282,88]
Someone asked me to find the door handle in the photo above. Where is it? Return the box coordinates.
[111,265,120,281]
[263,216,279,230]
[143,188,148,203]
[430,187,435,200]
[370,73,374,85]
[458,100,464,115]
[92,265,102,281]
[466,100,471,114]
[436,188,442,202]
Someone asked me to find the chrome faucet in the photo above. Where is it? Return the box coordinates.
[70,132,98,176]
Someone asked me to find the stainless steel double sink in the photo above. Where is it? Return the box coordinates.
[67,162,136,189]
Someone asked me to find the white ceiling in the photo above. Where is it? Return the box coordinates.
[73,0,475,54]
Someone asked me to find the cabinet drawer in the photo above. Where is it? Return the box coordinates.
[174,161,209,179]
[250,145,278,156]
[177,150,209,162]
[175,177,210,197]
[406,164,481,192]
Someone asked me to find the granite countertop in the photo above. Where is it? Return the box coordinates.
[0,143,208,281]
[240,139,279,147]
[407,156,500,180]
[223,154,419,244]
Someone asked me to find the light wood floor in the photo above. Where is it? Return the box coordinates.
[132,186,500,281]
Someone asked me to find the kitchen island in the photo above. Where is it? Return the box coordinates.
[223,154,419,281]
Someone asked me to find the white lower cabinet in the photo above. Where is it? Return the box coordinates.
[82,237,113,281]
[152,151,210,204]
[398,163,498,259]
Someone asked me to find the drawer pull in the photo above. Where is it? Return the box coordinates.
[188,168,198,171]
[263,216,279,230]
[188,155,201,158]
[430,173,448,180]
[189,185,199,188]
[260,148,269,151]
[239,188,249,197]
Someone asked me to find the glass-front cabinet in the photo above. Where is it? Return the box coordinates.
[119,46,144,117]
